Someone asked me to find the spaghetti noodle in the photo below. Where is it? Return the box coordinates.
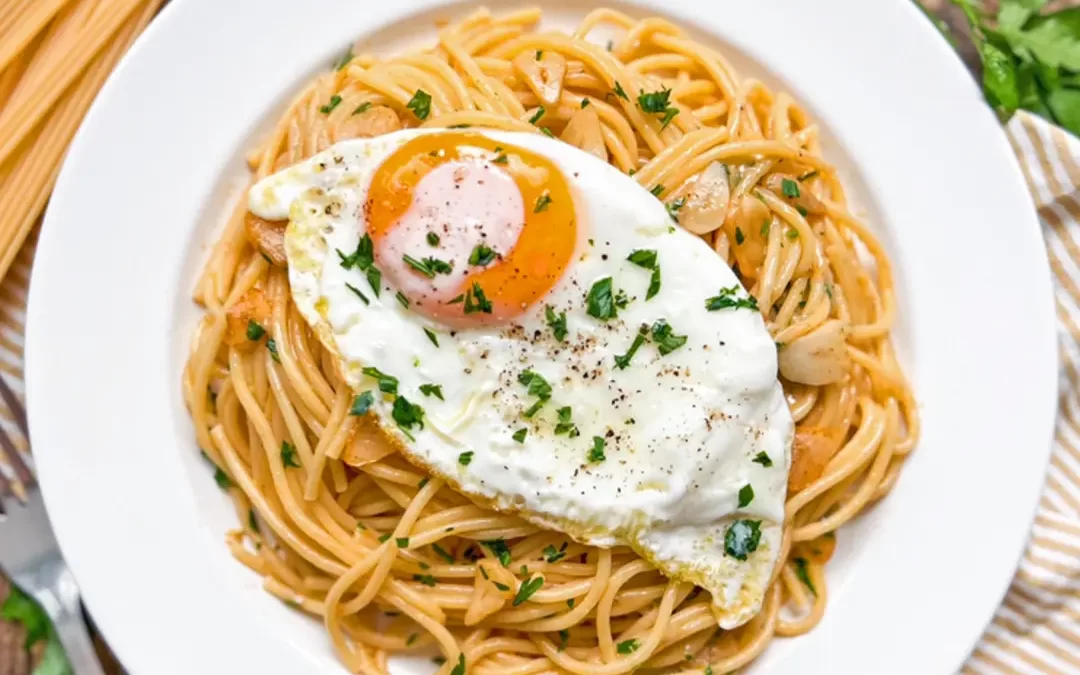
[184,8,919,674]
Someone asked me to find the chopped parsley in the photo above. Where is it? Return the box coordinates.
[413,574,437,587]
[246,320,266,341]
[391,396,425,434]
[352,102,372,115]
[482,539,512,567]
[492,153,509,164]
[615,324,648,370]
[638,87,671,112]
[493,581,509,591]
[266,338,281,363]
[649,184,665,197]
[738,484,754,508]
[319,95,342,114]
[280,441,301,468]
[249,509,260,533]
[469,244,497,266]
[427,232,440,246]
[512,428,528,443]
[463,282,493,314]
[458,451,473,466]
[612,81,629,100]
[518,369,552,418]
[396,291,410,308]
[567,598,575,608]
[365,266,382,297]
[760,220,772,237]
[786,229,800,240]
[545,305,568,342]
[659,107,679,130]
[781,178,800,198]
[529,106,546,124]
[406,633,419,646]
[403,254,453,278]
[350,391,375,416]
[407,89,432,119]
[396,537,410,548]
[798,170,819,181]
[378,533,392,543]
[419,383,444,401]
[665,197,686,223]
[616,639,640,655]
[588,436,606,463]
[581,98,591,108]
[543,542,568,563]
[534,193,553,213]
[705,285,759,312]
[450,653,466,675]
[536,50,543,59]
[432,543,455,563]
[361,366,398,394]
[337,234,380,296]
[735,227,745,245]
[724,519,762,561]
[418,477,428,488]
[333,48,353,71]
[586,277,618,320]
[559,629,570,651]
[796,205,809,217]
[627,249,657,269]
[647,267,661,300]
[213,467,232,489]
[424,328,439,347]
[651,319,687,355]
[345,282,369,305]
[540,127,554,138]
[793,557,817,596]
[513,576,544,606]
[554,406,579,437]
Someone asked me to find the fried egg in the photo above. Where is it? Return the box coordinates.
[249,129,793,628]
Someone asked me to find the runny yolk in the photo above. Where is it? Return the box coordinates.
[366,132,576,326]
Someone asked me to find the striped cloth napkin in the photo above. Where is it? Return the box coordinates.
[0,112,1076,673]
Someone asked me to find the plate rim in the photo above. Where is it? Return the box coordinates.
[25,0,1058,673]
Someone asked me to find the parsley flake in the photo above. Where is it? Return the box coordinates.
[396,537,410,548]
[458,451,474,466]
[350,391,375,416]
[512,428,528,443]
[450,654,466,675]
[482,539,512,567]
[752,452,773,467]
[705,285,759,312]
[616,639,640,655]
[396,291,410,309]
[581,98,591,108]
[413,574,436,587]
[650,184,665,197]
[615,324,649,370]
[738,483,754,508]
[638,87,671,113]
[781,178,801,198]
[424,328,439,347]
[427,231,440,246]
[352,101,372,115]
[391,396,425,434]
[469,245,497,266]
[545,305,568,342]
[361,366,398,394]
[319,95,342,114]
[213,467,232,490]
[432,544,455,563]
[586,277,617,320]
[246,320,266,341]
[554,406,579,437]
[665,197,686,222]
[419,383,444,400]
[724,519,762,560]
[534,193,553,213]
[266,338,281,363]
[794,557,817,596]
[735,227,745,245]
[407,89,432,119]
[333,49,353,71]
[513,576,544,606]
[280,441,301,468]
[463,282,493,314]
[345,282,369,305]
[543,542,568,563]
[588,436,606,463]
[651,319,688,355]
[613,81,629,100]
[627,249,657,269]
[529,106,546,124]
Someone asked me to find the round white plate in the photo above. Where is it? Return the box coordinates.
[26,0,1057,673]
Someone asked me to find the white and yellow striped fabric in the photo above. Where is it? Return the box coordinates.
[0,113,1078,672]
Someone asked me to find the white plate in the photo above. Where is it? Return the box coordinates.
[25,0,1058,673]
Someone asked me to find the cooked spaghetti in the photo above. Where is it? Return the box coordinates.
[183,7,918,674]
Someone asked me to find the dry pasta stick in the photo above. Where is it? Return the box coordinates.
[0,0,162,282]
[0,0,145,170]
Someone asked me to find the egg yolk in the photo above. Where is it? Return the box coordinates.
[366,132,576,326]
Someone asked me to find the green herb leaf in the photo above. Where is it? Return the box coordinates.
[543,543,568,563]
[280,441,301,468]
[794,557,818,596]
[646,267,661,300]
[613,81,629,100]
[666,196,686,222]
[407,89,432,119]
[724,519,762,560]
[660,107,679,130]
[627,249,657,269]
[366,266,382,297]
[735,227,745,245]
[379,533,392,543]
[529,106,546,124]
[427,232,440,246]
[616,638,640,655]
[781,178,800,198]
[352,101,372,115]
[396,537,410,548]
[362,366,399,394]
[615,324,649,370]
[392,396,425,432]
[213,467,233,489]
[246,320,266,341]
[512,428,528,443]
[588,436,606,463]
[413,573,437,586]
[513,576,544,605]
[586,277,617,320]
[554,406,579,436]
[581,98,591,108]
[266,338,281,363]
[337,234,374,270]
[463,282,493,314]
[738,484,754,508]
[651,319,688,355]
[650,184,665,197]
[458,451,474,466]
[396,291,410,309]
[638,87,672,113]
[760,220,772,238]
[482,539,512,567]
[534,193,553,213]
[518,369,553,400]
[350,391,375,416]
[334,49,354,71]
[320,95,342,114]
[420,383,444,400]
[249,509,260,533]
[345,282,370,305]
[469,244,497,266]
[450,653,466,675]
[545,305,569,341]
[705,285,759,312]
[432,543,455,563]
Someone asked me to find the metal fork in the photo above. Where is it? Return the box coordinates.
[0,374,106,675]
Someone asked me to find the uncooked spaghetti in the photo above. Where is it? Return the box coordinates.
[184,7,918,674]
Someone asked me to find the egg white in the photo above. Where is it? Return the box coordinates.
[250,129,793,628]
